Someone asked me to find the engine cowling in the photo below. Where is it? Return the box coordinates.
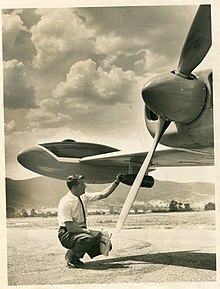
[142,71,207,124]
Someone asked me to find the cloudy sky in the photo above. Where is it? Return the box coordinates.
[1,3,216,181]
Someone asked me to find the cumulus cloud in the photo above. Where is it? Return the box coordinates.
[52,58,97,102]
[24,58,138,129]
[134,49,169,74]
[79,5,197,69]
[2,13,28,47]
[26,107,72,129]
[95,33,124,54]
[94,35,170,76]
[2,11,35,64]
[30,8,95,70]
[94,66,137,103]
[3,59,37,109]
[52,58,138,109]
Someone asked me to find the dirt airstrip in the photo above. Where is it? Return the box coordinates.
[6,211,216,285]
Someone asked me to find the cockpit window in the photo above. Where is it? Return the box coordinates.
[40,142,119,158]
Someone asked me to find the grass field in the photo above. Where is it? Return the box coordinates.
[6,210,216,230]
[6,211,216,285]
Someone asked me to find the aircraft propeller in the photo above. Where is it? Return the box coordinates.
[116,118,170,231]
[177,5,211,77]
[116,5,211,232]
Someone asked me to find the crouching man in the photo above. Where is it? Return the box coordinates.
[57,173,122,268]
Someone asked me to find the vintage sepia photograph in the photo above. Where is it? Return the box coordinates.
[0,0,219,288]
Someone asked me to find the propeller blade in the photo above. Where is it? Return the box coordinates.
[116,119,170,232]
[177,5,211,76]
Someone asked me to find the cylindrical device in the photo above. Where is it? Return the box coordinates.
[120,174,154,188]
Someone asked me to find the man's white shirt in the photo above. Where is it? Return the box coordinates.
[58,191,101,227]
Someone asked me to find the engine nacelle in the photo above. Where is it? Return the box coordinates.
[120,174,154,188]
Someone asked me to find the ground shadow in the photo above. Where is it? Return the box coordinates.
[85,251,216,271]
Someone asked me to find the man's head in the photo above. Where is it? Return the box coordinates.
[66,174,86,196]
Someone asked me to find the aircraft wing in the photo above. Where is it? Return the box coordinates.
[80,147,214,168]
[17,142,214,181]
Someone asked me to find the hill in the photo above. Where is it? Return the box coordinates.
[5,177,215,210]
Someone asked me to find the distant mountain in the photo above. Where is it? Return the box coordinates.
[5,177,66,209]
[5,177,215,210]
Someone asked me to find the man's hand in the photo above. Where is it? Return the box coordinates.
[99,174,123,199]
[83,228,91,234]
[89,229,102,240]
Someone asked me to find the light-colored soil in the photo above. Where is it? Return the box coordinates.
[6,211,216,285]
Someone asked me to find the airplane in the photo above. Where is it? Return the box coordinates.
[17,5,213,231]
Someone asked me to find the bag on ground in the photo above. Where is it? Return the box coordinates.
[100,230,112,256]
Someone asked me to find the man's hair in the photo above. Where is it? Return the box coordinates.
[66,174,84,190]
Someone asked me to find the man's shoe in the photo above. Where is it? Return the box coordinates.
[66,261,76,268]
[66,261,84,268]
[74,257,85,268]
[65,249,74,263]
[65,252,84,268]
[69,256,84,268]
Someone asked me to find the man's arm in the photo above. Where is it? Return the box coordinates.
[98,173,122,200]
[65,221,90,234]
[65,222,101,238]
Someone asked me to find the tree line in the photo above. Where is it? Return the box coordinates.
[6,200,215,218]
